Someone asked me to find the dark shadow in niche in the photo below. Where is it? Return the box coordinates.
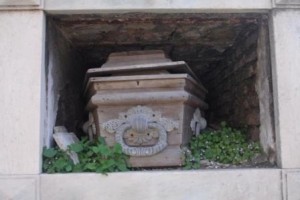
[45,13,276,164]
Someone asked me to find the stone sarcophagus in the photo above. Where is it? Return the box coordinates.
[84,50,208,167]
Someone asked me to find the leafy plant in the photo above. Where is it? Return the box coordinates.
[183,147,201,170]
[184,122,261,169]
[43,137,129,174]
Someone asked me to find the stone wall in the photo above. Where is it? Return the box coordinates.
[0,11,45,174]
[202,21,265,141]
[45,19,86,147]
[1,0,300,199]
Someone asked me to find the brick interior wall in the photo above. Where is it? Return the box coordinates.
[202,24,261,141]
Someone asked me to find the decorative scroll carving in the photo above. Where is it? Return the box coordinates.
[102,106,178,156]
[190,108,207,136]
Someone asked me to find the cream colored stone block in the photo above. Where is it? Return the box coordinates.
[275,0,300,6]
[45,0,271,14]
[0,0,40,7]
[0,176,38,200]
[271,10,300,168]
[284,170,300,200]
[282,170,300,200]
[41,169,281,200]
[0,11,45,174]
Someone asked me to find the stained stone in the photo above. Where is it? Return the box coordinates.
[84,50,208,167]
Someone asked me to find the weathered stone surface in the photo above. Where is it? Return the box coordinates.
[275,0,300,7]
[0,176,38,200]
[85,74,207,100]
[0,0,40,7]
[249,126,260,141]
[256,21,276,163]
[283,170,300,200]
[129,146,183,167]
[101,50,171,68]
[53,126,80,164]
[44,0,272,13]
[40,169,281,200]
[86,89,207,167]
[246,109,261,125]
[0,11,44,174]
[84,52,208,167]
[271,10,300,168]
[203,22,262,140]
[85,61,203,89]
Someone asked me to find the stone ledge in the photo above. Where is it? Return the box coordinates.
[270,9,300,168]
[41,169,281,200]
[273,0,300,8]
[275,0,300,5]
[0,0,41,8]
[44,0,271,14]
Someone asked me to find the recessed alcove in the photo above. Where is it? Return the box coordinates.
[45,13,276,163]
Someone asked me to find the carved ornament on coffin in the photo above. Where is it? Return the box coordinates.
[82,113,97,141]
[102,106,179,156]
[190,108,207,136]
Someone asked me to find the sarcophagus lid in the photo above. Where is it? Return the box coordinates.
[84,50,206,89]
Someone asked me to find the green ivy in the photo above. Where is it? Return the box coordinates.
[43,137,129,174]
[184,122,261,169]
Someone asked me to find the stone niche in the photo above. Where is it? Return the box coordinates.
[45,13,276,166]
